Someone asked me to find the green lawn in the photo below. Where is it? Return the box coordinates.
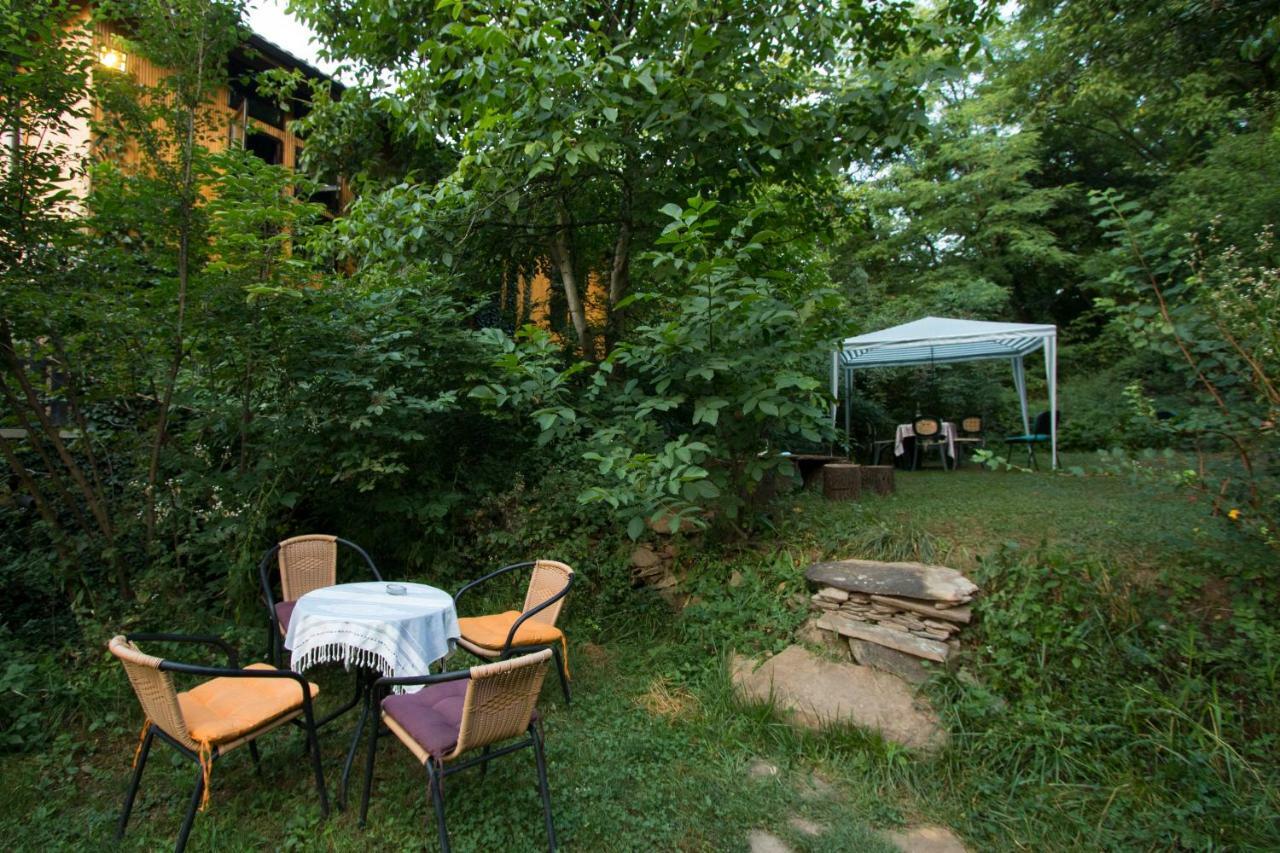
[3,464,1276,850]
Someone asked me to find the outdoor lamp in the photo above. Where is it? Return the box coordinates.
[99,47,127,72]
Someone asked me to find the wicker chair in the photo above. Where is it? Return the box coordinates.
[109,633,327,853]
[358,650,557,852]
[258,534,382,667]
[452,560,574,705]
[911,416,952,471]
[952,416,985,464]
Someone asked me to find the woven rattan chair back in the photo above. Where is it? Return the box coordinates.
[521,560,574,627]
[913,417,941,438]
[452,649,552,758]
[109,636,197,751]
[278,534,338,602]
[960,416,983,434]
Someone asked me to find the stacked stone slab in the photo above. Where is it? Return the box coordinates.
[806,560,977,682]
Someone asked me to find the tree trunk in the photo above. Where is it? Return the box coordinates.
[552,204,591,354]
[144,31,206,553]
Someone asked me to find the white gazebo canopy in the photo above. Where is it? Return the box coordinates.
[831,316,1058,468]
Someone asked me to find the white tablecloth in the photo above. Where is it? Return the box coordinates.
[284,581,460,688]
[894,422,958,459]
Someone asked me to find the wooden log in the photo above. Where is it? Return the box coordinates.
[806,559,978,603]
[822,463,861,501]
[817,613,951,662]
[870,594,972,624]
[861,465,895,495]
[789,454,845,489]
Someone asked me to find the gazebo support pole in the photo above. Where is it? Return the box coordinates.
[1046,336,1058,469]
[830,350,840,430]
[844,367,853,457]
[1012,356,1030,435]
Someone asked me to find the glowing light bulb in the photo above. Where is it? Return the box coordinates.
[99,48,126,71]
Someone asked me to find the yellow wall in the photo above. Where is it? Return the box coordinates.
[505,265,609,354]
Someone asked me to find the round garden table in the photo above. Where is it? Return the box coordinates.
[284,580,460,682]
[282,580,461,807]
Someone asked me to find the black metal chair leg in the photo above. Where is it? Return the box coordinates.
[117,726,154,839]
[174,763,206,853]
[531,726,557,851]
[550,645,571,705]
[340,682,371,810]
[427,762,450,853]
[303,707,329,817]
[479,745,491,778]
[248,740,262,775]
[359,714,379,826]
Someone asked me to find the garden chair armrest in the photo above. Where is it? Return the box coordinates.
[453,561,537,610]
[501,572,576,654]
[374,669,471,689]
[125,632,240,668]
[158,660,317,707]
[257,545,280,609]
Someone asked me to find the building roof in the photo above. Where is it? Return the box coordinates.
[241,32,344,94]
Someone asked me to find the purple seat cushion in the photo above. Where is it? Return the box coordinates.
[275,600,297,635]
[382,679,470,759]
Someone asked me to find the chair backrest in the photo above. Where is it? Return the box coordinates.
[453,649,552,757]
[960,416,983,435]
[277,534,338,602]
[1032,410,1056,435]
[521,559,574,627]
[913,417,941,438]
[109,635,197,751]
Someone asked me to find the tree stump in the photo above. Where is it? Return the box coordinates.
[862,465,895,495]
[822,463,861,501]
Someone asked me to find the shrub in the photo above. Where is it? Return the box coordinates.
[935,546,1280,848]
[471,197,842,539]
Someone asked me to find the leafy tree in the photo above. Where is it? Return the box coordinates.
[1093,190,1279,547]
[472,196,840,536]
[291,0,993,352]
[0,0,129,595]
[840,88,1078,328]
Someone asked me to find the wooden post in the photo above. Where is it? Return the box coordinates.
[822,463,861,501]
[862,465,895,495]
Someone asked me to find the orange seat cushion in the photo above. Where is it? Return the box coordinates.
[458,611,564,650]
[178,663,319,746]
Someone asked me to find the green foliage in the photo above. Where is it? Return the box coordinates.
[1092,190,1280,548]
[936,545,1280,848]
[290,0,993,349]
[472,198,841,536]
[841,90,1079,330]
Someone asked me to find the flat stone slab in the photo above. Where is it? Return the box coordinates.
[850,639,932,684]
[885,825,968,853]
[806,560,977,603]
[817,613,951,663]
[870,594,972,624]
[731,645,945,750]
[748,830,793,853]
[788,817,824,837]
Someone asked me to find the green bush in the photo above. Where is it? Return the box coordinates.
[472,197,841,538]
[935,545,1280,848]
